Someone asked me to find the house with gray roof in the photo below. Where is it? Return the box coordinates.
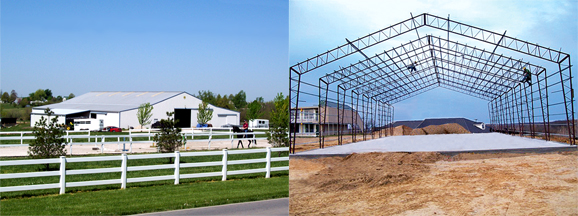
[31,91,239,130]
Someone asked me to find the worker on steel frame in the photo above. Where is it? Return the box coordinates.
[407,61,417,72]
[521,67,532,84]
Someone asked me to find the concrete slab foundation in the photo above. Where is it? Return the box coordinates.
[295,133,575,156]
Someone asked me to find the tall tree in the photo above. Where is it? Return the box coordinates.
[28,108,66,170]
[68,93,75,99]
[266,93,289,147]
[197,101,213,125]
[232,90,247,109]
[137,103,154,128]
[10,90,18,104]
[246,100,263,121]
[1,92,9,103]
[153,112,185,163]
[44,89,53,100]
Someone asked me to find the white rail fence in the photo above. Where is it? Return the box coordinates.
[0,147,289,195]
[0,128,268,152]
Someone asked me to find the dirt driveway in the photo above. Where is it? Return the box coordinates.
[290,151,578,215]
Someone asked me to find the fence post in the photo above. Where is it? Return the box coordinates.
[208,128,213,150]
[266,147,271,178]
[59,156,66,194]
[69,143,72,156]
[174,151,180,185]
[121,153,127,189]
[21,132,23,145]
[222,149,228,181]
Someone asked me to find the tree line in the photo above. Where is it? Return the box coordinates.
[1,89,75,108]
[1,89,75,122]
[194,90,276,122]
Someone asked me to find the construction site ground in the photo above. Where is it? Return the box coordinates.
[290,151,578,215]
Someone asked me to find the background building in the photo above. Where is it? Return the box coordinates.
[291,101,364,136]
[31,91,239,130]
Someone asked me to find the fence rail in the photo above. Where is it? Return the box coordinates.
[0,129,268,152]
[0,147,289,194]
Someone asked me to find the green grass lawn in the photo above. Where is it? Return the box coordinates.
[0,175,288,215]
[1,150,288,199]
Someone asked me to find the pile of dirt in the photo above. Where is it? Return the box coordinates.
[304,152,445,192]
[290,151,578,215]
[391,125,413,136]
[409,123,471,135]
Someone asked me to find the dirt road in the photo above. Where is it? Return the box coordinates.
[290,151,578,215]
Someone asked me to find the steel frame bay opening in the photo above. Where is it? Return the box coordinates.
[289,13,575,154]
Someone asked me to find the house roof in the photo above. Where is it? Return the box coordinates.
[34,91,188,113]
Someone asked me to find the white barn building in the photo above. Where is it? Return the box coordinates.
[31,91,239,130]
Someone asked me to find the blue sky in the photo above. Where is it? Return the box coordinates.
[289,0,577,123]
[1,0,288,101]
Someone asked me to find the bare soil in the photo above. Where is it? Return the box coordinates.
[290,151,578,215]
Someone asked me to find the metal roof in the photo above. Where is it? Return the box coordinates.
[34,91,188,112]
[32,108,89,115]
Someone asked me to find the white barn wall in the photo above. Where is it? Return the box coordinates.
[30,114,66,127]
[118,93,239,128]
[104,112,120,128]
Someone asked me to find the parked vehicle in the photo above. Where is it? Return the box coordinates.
[103,126,122,132]
[221,124,240,128]
[151,121,163,128]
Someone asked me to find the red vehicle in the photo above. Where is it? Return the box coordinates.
[103,126,122,132]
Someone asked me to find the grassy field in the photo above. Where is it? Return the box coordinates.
[1,176,288,215]
[0,150,289,199]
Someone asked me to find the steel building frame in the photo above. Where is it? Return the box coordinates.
[289,13,575,154]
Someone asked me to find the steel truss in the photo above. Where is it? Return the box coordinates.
[289,13,575,154]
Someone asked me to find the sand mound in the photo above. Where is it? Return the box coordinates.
[392,125,413,136]
[310,152,445,191]
[409,123,471,135]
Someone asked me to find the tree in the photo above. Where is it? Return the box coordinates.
[28,108,66,170]
[232,90,247,109]
[196,90,216,105]
[136,103,154,128]
[44,89,53,100]
[56,96,63,102]
[68,93,75,99]
[19,98,29,108]
[1,92,9,103]
[246,99,263,121]
[10,90,18,104]
[215,94,234,110]
[266,93,289,148]
[153,112,185,163]
[255,97,264,103]
[34,89,47,101]
[197,101,213,125]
